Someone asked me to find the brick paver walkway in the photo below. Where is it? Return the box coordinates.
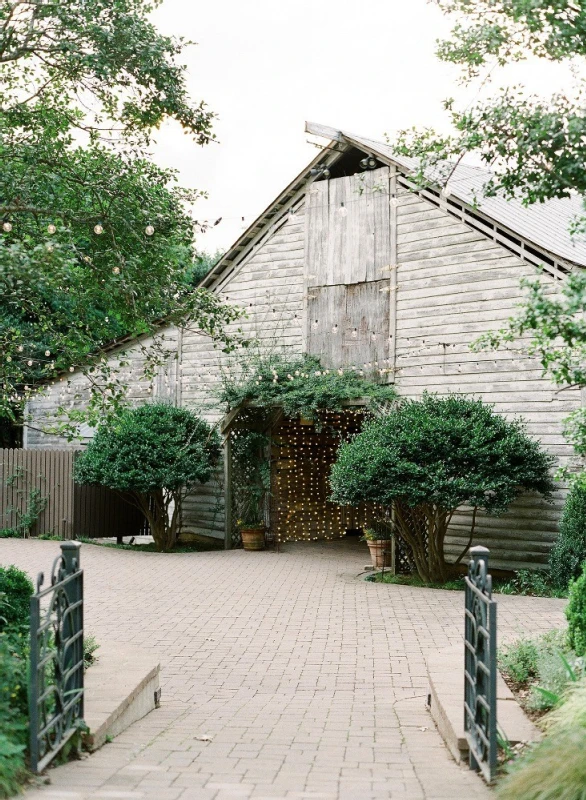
[0,538,567,800]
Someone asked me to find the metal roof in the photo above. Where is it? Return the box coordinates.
[203,122,586,291]
[344,131,586,269]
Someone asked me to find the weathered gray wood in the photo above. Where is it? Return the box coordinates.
[223,437,232,550]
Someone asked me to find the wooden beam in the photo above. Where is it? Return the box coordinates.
[389,167,398,383]
[305,121,345,142]
[223,435,233,550]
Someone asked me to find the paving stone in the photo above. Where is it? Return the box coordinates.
[1,538,566,800]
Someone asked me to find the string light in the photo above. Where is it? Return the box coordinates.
[145,225,155,236]
[94,224,104,235]
[2,222,12,232]
[47,224,56,234]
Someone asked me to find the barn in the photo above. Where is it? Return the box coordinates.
[25,122,586,571]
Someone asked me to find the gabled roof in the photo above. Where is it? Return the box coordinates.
[202,122,586,292]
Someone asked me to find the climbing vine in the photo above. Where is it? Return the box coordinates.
[220,354,397,424]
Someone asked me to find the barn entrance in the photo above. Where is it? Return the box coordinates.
[270,411,370,542]
[221,403,376,548]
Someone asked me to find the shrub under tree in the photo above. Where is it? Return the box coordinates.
[566,563,586,658]
[549,475,586,591]
[329,394,555,583]
[75,403,221,552]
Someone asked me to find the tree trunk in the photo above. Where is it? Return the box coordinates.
[393,500,451,583]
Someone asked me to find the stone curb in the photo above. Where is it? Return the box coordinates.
[83,642,161,751]
[427,645,541,763]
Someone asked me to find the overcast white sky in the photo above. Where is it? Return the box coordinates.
[150,0,574,253]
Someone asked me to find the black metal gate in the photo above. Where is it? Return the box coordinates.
[29,542,85,773]
[464,545,497,783]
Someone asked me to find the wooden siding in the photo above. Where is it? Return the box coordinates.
[172,209,308,540]
[305,169,391,370]
[394,186,580,570]
[23,168,578,567]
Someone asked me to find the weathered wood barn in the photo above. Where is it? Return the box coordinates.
[25,122,586,570]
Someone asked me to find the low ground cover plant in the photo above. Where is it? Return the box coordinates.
[497,676,586,799]
[330,394,555,583]
[75,403,221,552]
[498,630,583,713]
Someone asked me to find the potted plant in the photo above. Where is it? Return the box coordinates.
[362,527,393,569]
[238,518,266,551]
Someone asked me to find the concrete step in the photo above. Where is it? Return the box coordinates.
[427,645,540,764]
[83,642,161,751]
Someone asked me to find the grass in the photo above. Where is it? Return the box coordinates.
[366,568,568,598]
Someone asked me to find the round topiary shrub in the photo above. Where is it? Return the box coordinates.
[0,565,33,632]
[549,474,586,591]
[566,562,586,657]
[75,403,221,552]
[329,393,555,583]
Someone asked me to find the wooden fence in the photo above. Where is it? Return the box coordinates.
[0,448,147,540]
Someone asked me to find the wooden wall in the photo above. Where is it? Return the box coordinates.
[393,185,580,570]
[24,161,579,566]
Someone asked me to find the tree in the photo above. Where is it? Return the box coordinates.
[329,394,555,582]
[393,0,586,453]
[74,403,221,552]
[0,1,244,436]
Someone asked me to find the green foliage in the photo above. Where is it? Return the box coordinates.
[550,474,586,590]
[75,403,221,551]
[0,566,33,633]
[330,393,555,582]
[231,430,270,529]
[497,569,567,599]
[0,633,28,797]
[0,0,214,145]
[499,637,540,686]
[566,563,586,657]
[83,635,100,671]
[497,726,586,800]
[392,2,586,458]
[220,353,397,424]
[0,0,246,435]
[188,250,224,286]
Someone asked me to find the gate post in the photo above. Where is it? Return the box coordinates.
[464,545,497,783]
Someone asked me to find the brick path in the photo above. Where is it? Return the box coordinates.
[0,538,567,800]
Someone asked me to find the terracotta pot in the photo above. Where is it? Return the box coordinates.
[241,527,266,551]
[367,540,392,569]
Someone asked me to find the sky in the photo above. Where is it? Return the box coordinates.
[150,0,575,253]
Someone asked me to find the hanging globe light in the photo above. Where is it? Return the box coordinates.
[112,266,120,274]
[145,225,155,236]
[94,223,104,235]
[47,224,57,234]
[2,222,12,232]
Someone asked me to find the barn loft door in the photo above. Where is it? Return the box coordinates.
[304,167,393,370]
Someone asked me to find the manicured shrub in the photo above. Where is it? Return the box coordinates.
[330,394,555,583]
[566,563,586,657]
[75,403,221,552]
[550,474,586,590]
[0,566,33,633]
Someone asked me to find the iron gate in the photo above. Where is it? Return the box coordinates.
[29,542,84,773]
[464,545,497,782]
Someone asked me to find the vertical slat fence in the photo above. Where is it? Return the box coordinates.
[0,448,148,539]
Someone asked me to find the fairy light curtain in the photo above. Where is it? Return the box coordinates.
[270,410,374,543]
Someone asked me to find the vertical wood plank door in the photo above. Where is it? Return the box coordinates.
[304,167,392,370]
